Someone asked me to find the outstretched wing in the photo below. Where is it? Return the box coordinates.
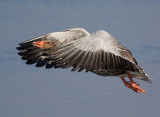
[16,28,90,66]
[17,29,151,82]
[43,30,144,74]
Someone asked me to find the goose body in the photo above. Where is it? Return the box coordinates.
[17,28,151,93]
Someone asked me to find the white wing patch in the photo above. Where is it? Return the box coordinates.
[47,28,91,43]
[74,30,121,56]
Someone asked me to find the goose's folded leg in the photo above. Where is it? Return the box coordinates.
[120,73,145,94]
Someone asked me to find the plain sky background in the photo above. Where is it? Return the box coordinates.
[0,0,160,117]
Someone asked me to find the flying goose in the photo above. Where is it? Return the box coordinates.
[16,28,151,93]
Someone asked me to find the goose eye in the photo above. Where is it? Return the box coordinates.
[47,42,50,44]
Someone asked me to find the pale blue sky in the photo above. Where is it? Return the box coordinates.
[0,0,160,117]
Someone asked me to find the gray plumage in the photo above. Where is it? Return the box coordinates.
[17,28,151,83]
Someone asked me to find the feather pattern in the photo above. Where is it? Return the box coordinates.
[16,28,151,82]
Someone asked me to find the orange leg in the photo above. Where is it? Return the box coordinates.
[120,73,145,94]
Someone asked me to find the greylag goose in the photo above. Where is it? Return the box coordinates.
[16,28,151,93]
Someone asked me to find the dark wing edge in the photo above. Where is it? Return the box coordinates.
[113,40,152,83]
[16,35,48,66]
[113,40,145,73]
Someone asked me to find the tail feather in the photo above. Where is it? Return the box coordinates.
[129,71,152,83]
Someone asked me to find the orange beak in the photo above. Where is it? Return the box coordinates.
[33,41,44,48]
